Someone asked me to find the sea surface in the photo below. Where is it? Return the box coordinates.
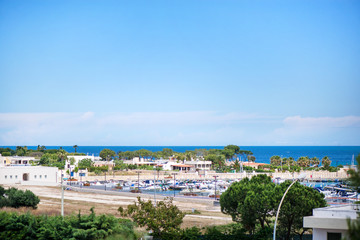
[2,146,360,166]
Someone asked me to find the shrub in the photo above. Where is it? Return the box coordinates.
[1,152,11,156]
[0,187,40,209]
[0,208,138,240]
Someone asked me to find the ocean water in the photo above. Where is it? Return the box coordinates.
[2,146,360,166]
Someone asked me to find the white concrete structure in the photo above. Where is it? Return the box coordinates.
[67,155,99,166]
[184,160,212,171]
[0,166,58,186]
[0,154,39,166]
[303,204,360,240]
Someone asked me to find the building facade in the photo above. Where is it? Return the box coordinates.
[303,204,359,240]
[0,166,58,186]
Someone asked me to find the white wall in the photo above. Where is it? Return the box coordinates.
[313,229,347,240]
[0,166,58,186]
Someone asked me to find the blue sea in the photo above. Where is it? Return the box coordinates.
[2,146,359,166]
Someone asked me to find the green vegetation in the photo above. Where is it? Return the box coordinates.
[269,155,335,172]
[0,208,138,240]
[119,197,185,239]
[73,145,79,153]
[220,174,327,240]
[40,153,65,169]
[78,158,94,169]
[99,149,116,160]
[3,146,340,174]
[275,181,327,239]
[347,153,360,240]
[0,186,40,209]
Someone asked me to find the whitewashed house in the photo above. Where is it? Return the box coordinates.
[303,204,360,240]
[0,154,58,186]
[0,166,58,186]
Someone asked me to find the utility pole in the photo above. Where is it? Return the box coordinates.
[136,171,141,191]
[154,168,156,206]
[213,175,218,201]
[61,170,64,217]
[104,172,107,191]
[172,173,177,197]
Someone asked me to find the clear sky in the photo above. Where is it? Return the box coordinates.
[0,0,359,146]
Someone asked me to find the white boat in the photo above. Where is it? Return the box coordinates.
[143,185,162,191]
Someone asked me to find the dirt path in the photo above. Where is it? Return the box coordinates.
[2,184,232,228]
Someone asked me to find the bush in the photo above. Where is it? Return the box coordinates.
[0,208,138,240]
[119,197,185,239]
[0,186,40,209]
[1,152,11,156]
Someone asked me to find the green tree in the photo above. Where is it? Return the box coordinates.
[185,151,194,161]
[220,175,276,234]
[57,149,68,162]
[270,156,282,166]
[275,181,327,240]
[37,145,46,152]
[161,148,174,158]
[346,154,360,240]
[321,156,331,169]
[297,156,310,168]
[40,153,59,165]
[348,154,360,193]
[119,197,185,239]
[69,157,76,165]
[15,146,28,156]
[73,145,78,153]
[288,157,296,166]
[205,154,225,170]
[239,150,253,162]
[224,145,240,154]
[310,157,320,167]
[233,159,240,172]
[0,187,40,209]
[119,151,136,160]
[175,153,185,162]
[99,149,116,160]
[247,155,256,162]
[77,158,93,169]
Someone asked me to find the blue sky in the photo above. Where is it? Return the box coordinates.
[0,0,359,146]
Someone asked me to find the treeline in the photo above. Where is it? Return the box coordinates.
[76,145,254,173]
[269,155,340,172]
[0,146,85,158]
[115,145,254,162]
[0,186,39,209]
[0,208,137,240]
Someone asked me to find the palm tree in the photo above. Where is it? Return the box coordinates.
[233,159,240,172]
[297,156,310,168]
[311,157,320,167]
[73,145,78,153]
[321,156,331,169]
[58,150,68,164]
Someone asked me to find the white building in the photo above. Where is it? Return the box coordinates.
[303,204,360,240]
[0,154,39,166]
[0,166,58,186]
[184,161,212,171]
[67,155,100,166]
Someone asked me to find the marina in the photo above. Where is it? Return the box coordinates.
[64,177,360,205]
